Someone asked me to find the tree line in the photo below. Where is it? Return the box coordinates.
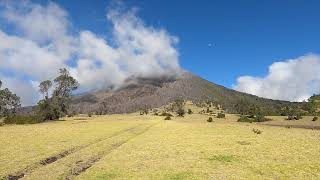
[0,68,79,124]
[0,69,319,124]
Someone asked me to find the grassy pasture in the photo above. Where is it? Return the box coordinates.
[0,113,320,179]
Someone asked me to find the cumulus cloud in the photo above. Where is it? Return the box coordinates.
[0,1,181,106]
[234,54,320,102]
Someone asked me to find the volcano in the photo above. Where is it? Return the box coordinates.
[70,72,293,115]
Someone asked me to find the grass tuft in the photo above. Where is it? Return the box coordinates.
[207,155,236,163]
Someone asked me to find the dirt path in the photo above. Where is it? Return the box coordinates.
[14,123,157,180]
[65,123,156,179]
[260,123,320,130]
[4,123,152,180]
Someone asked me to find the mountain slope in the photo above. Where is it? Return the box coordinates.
[70,72,294,115]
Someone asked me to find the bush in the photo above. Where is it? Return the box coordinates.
[140,108,148,115]
[207,117,213,122]
[247,114,255,118]
[238,115,271,123]
[217,113,225,118]
[287,116,294,120]
[237,116,253,123]
[160,112,173,117]
[177,108,185,117]
[296,114,303,120]
[96,111,103,115]
[4,115,44,124]
[188,109,193,114]
[88,112,92,117]
[67,111,77,117]
[254,115,271,122]
[312,117,318,121]
[164,116,171,120]
[287,115,302,120]
[143,109,148,115]
[252,128,263,134]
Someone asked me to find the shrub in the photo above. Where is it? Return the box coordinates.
[67,110,77,117]
[138,106,149,115]
[252,128,263,134]
[96,111,102,115]
[217,113,225,118]
[296,114,303,120]
[254,115,271,122]
[188,109,193,114]
[88,112,92,117]
[312,117,318,121]
[247,114,255,118]
[0,122,4,126]
[4,115,44,124]
[207,117,213,122]
[160,112,173,117]
[287,115,294,120]
[237,116,253,123]
[177,108,185,117]
[164,116,171,120]
[287,115,302,120]
[143,109,148,115]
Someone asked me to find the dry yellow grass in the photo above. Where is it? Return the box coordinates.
[0,112,320,179]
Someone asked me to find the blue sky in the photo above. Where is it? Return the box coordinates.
[1,0,320,105]
[49,0,320,86]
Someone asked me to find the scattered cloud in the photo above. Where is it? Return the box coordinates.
[234,54,320,102]
[0,1,181,106]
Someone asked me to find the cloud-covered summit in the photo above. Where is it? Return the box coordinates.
[0,1,181,106]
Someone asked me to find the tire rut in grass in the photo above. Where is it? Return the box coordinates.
[4,124,146,180]
[261,123,320,130]
[65,124,156,179]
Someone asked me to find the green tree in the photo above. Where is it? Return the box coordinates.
[304,95,319,115]
[39,80,52,99]
[37,98,61,120]
[37,68,79,120]
[38,79,59,120]
[0,80,21,116]
[53,68,79,115]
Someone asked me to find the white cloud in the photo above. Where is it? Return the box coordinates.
[0,30,66,79]
[0,75,40,106]
[234,54,320,102]
[0,1,181,106]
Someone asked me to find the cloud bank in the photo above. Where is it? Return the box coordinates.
[234,54,320,102]
[0,1,181,106]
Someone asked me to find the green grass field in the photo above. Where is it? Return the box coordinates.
[1,112,320,179]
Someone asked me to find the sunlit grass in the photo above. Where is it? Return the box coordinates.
[0,111,319,179]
